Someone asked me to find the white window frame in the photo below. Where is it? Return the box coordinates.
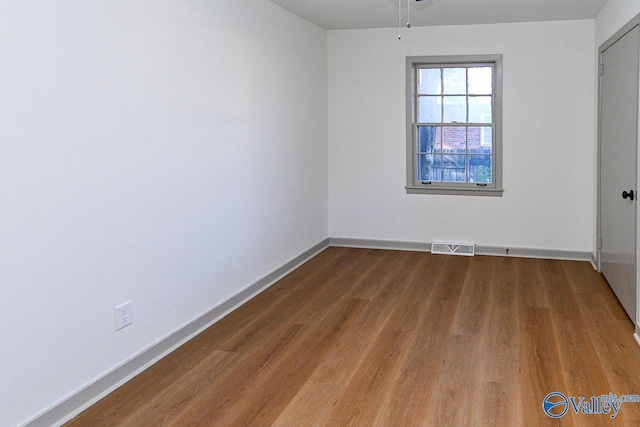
[406,55,503,196]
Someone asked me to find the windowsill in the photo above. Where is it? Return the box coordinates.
[405,186,504,197]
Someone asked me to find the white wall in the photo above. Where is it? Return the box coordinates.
[596,0,640,46]
[0,1,327,426]
[328,20,596,252]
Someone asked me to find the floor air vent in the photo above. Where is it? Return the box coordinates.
[431,241,475,256]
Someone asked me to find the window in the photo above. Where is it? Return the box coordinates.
[406,55,503,196]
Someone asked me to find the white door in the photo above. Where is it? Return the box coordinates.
[599,25,639,322]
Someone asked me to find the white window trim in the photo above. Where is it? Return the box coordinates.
[405,54,503,196]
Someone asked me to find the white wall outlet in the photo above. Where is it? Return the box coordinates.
[114,300,133,331]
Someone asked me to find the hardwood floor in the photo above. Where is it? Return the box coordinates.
[66,247,640,426]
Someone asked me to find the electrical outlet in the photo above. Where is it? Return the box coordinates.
[115,300,133,331]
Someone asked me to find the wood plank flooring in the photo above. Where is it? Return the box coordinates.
[66,247,640,426]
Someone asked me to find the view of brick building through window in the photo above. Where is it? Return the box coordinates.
[415,66,493,184]
[417,125,492,183]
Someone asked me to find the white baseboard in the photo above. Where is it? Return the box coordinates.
[329,237,592,262]
[24,238,330,427]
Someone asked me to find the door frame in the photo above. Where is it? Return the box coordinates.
[597,14,640,333]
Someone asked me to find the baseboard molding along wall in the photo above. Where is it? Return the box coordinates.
[26,236,595,426]
[329,237,593,262]
[24,238,330,427]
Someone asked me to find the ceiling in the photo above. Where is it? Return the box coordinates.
[267,0,610,30]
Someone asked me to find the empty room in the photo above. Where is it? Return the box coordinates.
[5,0,640,425]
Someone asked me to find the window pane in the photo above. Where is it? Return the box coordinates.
[443,68,466,94]
[468,127,492,154]
[417,154,441,181]
[418,96,442,123]
[442,155,466,182]
[417,126,441,153]
[469,155,492,183]
[468,96,492,123]
[418,68,441,94]
[442,126,466,153]
[468,67,492,95]
[443,96,466,123]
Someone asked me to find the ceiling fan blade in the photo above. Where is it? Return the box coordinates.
[414,0,434,10]
[387,0,435,12]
